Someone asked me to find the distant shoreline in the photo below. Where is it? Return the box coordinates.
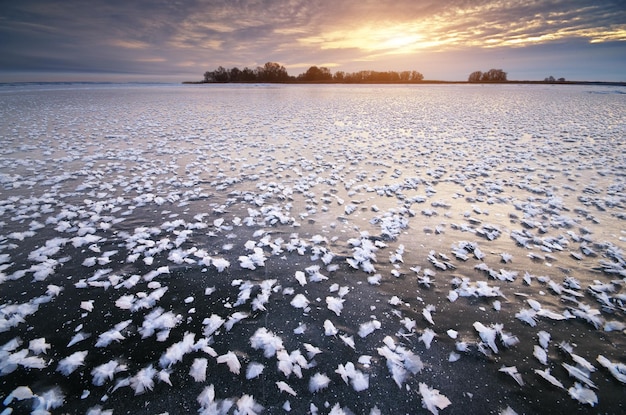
[1,80,623,87]
[183,80,626,86]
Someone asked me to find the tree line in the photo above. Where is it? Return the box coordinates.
[544,75,566,82]
[199,62,520,84]
[468,70,569,83]
[468,69,508,82]
[205,62,291,83]
[202,62,424,84]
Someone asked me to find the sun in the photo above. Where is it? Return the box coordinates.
[298,22,442,55]
[381,33,425,50]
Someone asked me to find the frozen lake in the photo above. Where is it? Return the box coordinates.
[0,83,625,414]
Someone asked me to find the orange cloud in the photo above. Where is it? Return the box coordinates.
[109,39,151,49]
[296,3,626,57]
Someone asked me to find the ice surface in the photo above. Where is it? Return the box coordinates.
[0,83,625,414]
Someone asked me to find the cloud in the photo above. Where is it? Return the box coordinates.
[109,40,152,50]
[0,0,624,81]
[297,1,626,54]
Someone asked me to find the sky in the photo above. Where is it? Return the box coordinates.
[1,0,625,82]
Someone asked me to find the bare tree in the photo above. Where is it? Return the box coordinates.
[468,71,483,82]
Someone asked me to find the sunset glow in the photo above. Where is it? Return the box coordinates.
[1,0,625,82]
[299,22,442,55]
[301,6,626,54]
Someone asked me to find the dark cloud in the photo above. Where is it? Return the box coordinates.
[0,0,624,81]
